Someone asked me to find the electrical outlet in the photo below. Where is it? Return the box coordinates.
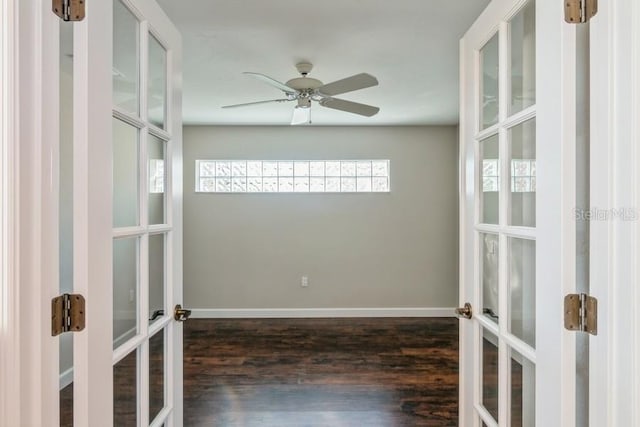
[301,276,309,287]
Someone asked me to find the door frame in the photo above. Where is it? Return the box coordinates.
[3,0,639,424]
[589,0,640,425]
[7,0,61,425]
[0,0,20,425]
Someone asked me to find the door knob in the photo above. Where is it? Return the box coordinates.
[174,304,192,322]
[455,303,473,319]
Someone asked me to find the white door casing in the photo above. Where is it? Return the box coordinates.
[460,0,577,425]
[589,0,640,425]
[0,0,20,425]
[14,0,62,425]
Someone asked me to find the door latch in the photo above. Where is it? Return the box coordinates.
[455,303,473,319]
[174,304,192,322]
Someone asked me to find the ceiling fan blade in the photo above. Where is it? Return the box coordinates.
[317,73,378,96]
[291,106,311,125]
[243,72,298,94]
[221,99,291,109]
[319,98,380,117]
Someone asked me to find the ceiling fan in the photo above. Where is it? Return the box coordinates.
[222,62,380,125]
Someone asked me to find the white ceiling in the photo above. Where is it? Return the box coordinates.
[156,0,490,126]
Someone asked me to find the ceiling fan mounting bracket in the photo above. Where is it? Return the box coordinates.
[295,62,313,76]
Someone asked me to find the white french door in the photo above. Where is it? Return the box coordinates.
[55,0,183,426]
[460,0,577,426]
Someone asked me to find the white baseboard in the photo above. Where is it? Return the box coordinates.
[190,307,456,318]
[60,367,74,390]
[60,326,137,390]
[113,326,137,349]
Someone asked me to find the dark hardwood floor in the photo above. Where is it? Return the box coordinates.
[61,317,459,426]
[184,318,458,426]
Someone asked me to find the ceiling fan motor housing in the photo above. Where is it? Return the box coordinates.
[286,77,323,91]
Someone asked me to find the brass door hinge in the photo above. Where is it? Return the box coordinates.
[52,0,85,22]
[564,293,597,335]
[565,0,598,24]
[52,294,86,336]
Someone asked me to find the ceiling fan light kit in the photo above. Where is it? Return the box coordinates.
[222,62,380,125]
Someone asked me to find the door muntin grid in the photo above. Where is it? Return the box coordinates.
[473,1,537,426]
[112,1,174,425]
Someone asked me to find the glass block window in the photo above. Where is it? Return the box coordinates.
[483,160,536,193]
[483,159,500,192]
[511,159,536,193]
[196,160,390,193]
[149,159,164,193]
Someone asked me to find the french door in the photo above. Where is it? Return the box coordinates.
[54,0,183,425]
[459,0,578,425]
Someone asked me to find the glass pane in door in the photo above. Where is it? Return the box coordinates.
[113,118,140,228]
[480,135,500,224]
[509,119,536,227]
[481,233,499,323]
[510,0,536,114]
[148,35,167,129]
[113,0,140,114]
[149,233,165,325]
[148,134,166,225]
[114,350,138,427]
[480,34,499,129]
[482,329,499,421]
[149,331,165,423]
[113,237,139,348]
[508,237,536,348]
[510,348,536,426]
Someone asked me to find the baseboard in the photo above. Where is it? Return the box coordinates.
[60,367,73,390]
[113,326,137,349]
[60,326,137,390]
[60,328,137,390]
[190,307,456,318]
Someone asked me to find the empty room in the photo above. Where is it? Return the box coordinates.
[4,0,640,426]
[152,1,473,425]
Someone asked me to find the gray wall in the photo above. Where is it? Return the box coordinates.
[183,125,459,309]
